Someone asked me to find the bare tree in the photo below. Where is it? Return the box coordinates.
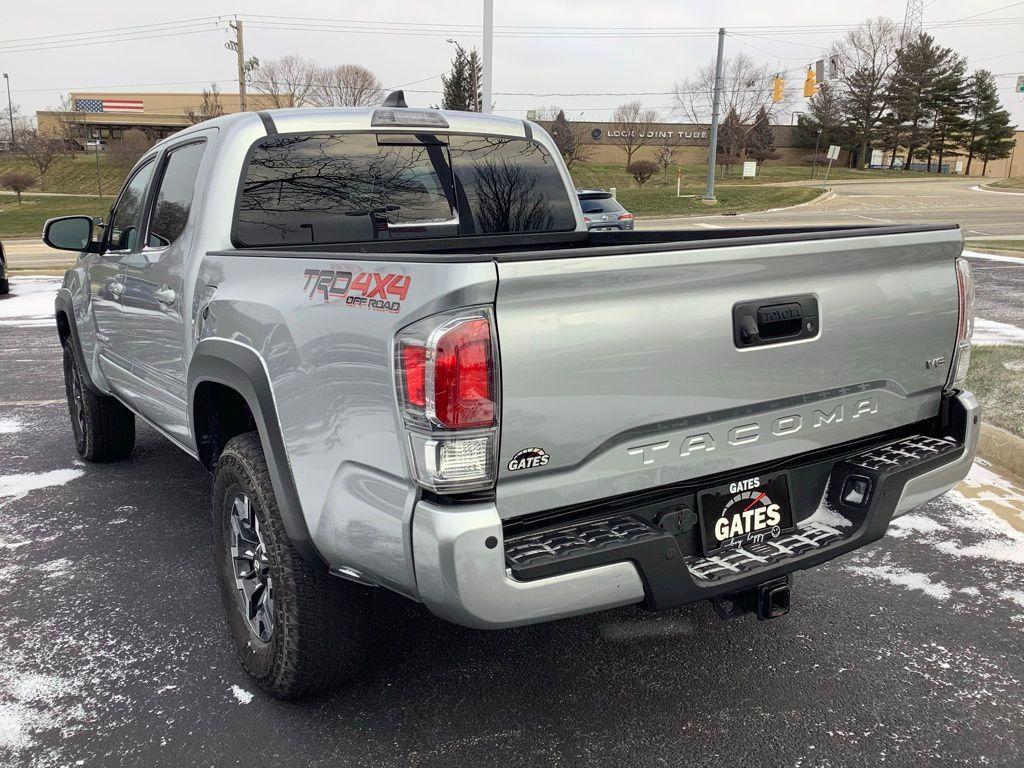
[249,55,318,107]
[184,84,225,125]
[110,129,154,169]
[538,107,593,168]
[608,101,660,166]
[673,52,785,127]
[16,129,69,191]
[45,95,85,147]
[1,170,35,202]
[308,64,384,107]
[829,17,901,169]
[653,138,681,173]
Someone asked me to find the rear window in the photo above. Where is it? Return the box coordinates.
[578,195,624,214]
[235,132,576,246]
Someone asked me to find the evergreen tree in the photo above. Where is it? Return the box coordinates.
[441,46,482,111]
[794,82,848,151]
[746,106,778,165]
[925,51,968,172]
[963,70,1003,174]
[976,105,1016,175]
[887,33,958,171]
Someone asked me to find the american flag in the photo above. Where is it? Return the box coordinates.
[75,98,145,113]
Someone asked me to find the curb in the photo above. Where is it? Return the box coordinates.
[971,183,1024,195]
[976,422,1024,482]
[763,188,834,213]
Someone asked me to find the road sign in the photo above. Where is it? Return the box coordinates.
[827,144,840,161]
[742,161,757,178]
[1017,74,1024,93]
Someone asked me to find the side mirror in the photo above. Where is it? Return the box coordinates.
[43,216,101,253]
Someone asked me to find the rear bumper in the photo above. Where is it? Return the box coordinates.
[411,391,979,629]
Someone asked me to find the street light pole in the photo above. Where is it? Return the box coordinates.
[91,129,103,198]
[2,73,15,152]
[481,0,493,113]
[702,28,726,203]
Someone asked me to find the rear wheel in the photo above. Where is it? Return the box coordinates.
[212,432,374,699]
[62,342,135,461]
[0,277,9,295]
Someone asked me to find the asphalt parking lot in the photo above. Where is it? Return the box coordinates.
[2,276,1024,767]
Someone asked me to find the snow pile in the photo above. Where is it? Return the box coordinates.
[973,318,1024,346]
[846,564,953,600]
[0,418,23,435]
[0,276,61,328]
[0,469,84,506]
[231,685,254,704]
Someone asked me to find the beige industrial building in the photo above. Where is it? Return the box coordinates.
[36,91,285,144]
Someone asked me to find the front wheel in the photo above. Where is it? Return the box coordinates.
[62,342,135,461]
[212,432,374,699]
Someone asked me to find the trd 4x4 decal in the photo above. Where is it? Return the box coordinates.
[303,269,411,313]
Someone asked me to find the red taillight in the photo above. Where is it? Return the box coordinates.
[618,213,633,221]
[583,216,592,223]
[432,318,494,429]
[401,343,426,407]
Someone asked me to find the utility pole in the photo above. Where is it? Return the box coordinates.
[481,0,493,113]
[702,28,726,203]
[2,73,14,152]
[228,18,247,111]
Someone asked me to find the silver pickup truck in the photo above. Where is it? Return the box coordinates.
[45,96,979,699]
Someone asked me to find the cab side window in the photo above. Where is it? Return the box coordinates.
[108,161,156,252]
[148,141,206,248]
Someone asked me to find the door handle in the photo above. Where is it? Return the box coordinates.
[153,288,177,307]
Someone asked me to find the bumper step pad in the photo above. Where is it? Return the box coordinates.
[503,432,965,600]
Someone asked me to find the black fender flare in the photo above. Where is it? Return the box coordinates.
[188,338,328,571]
[54,288,101,394]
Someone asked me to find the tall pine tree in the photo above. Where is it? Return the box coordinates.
[746,106,778,166]
[963,70,1004,175]
[925,50,968,172]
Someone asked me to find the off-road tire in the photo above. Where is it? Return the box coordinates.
[62,342,135,461]
[212,432,374,699]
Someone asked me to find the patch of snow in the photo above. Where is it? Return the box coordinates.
[973,317,1024,346]
[959,586,981,597]
[999,589,1024,609]
[231,685,254,704]
[0,469,84,504]
[37,558,73,578]
[0,276,61,328]
[0,703,32,751]
[888,513,947,538]
[846,564,953,600]
[962,248,1024,264]
[0,417,23,434]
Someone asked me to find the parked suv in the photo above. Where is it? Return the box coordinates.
[44,99,978,699]
[578,189,634,230]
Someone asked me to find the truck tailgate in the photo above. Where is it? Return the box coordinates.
[493,227,963,519]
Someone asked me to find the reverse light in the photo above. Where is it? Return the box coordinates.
[946,256,975,392]
[395,308,499,492]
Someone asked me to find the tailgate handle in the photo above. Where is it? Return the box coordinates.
[733,295,818,348]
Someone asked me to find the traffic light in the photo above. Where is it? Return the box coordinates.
[772,76,785,103]
[803,67,817,98]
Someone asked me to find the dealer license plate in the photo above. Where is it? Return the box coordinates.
[698,472,795,555]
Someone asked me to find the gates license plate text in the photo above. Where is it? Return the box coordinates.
[698,472,795,555]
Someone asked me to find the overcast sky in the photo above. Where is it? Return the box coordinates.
[3,0,1023,127]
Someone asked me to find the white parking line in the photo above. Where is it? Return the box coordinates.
[0,400,65,407]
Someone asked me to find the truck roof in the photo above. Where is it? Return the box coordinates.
[157,106,535,151]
